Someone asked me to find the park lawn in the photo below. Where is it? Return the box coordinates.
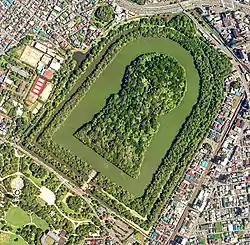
[31,214,49,231]
[6,206,30,227]
[216,221,223,233]
[0,232,27,245]
[215,233,222,239]
[53,37,199,196]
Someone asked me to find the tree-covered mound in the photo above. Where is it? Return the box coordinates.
[74,53,186,178]
[93,4,114,27]
[129,0,146,5]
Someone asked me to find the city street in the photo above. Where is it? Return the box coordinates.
[115,0,250,16]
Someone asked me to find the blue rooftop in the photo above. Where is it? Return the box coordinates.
[201,161,208,168]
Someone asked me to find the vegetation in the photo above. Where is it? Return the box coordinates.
[0,232,27,245]
[6,206,30,227]
[203,142,212,153]
[0,144,19,178]
[56,185,93,221]
[31,214,49,231]
[20,14,232,230]
[129,0,146,5]
[41,172,61,192]
[93,4,114,27]
[29,163,47,179]
[66,196,82,212]
[75,53,186,177]
[66,224,97,245]
[16,224,43,245]
[0,144,98,244]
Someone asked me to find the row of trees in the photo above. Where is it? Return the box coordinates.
[21,14,231,230]
[0,143,19,178]
[75,53,186,178]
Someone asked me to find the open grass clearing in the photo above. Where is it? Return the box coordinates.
[6,206,30,227]
[31,214,49,231]
[25,169,47,187]
[53,37,199,196]
[0,232,27,245]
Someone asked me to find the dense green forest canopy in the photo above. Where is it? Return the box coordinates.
[129,0,146,5]
[66,196,83,212]
[74,53,186,178]
[94,4,114,26]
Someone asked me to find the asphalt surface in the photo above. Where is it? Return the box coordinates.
[115,0,250,16]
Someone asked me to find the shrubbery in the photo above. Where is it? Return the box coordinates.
[93,4,114,27]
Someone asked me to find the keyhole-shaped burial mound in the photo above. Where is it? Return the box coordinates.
[74,53,187,178]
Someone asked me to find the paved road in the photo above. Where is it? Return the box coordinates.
[116,0,250,16]
[116,0,250,98]
[11,143,102,222]
[167,95,243,243]
[185,11,250,98]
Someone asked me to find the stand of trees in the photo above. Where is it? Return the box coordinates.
[129,0,146,5]
[56,185,93,220]
[75,53,186,178]
[66,224,97,245]
[16,224,43,245]
[0,143,19,177]
[29,162,47,179]
[21,14,232,230]
[93,4,114,27]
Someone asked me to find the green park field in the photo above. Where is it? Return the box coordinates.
[0,232,27,245]
[5,206,49,231]
[53,37,199,196]
[6,207,30,227]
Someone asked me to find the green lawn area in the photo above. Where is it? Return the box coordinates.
[216,222,223,232]
[26,169,47,187]
[200,236,206,245]
[53,37,199,196]
[0,232,27,245]
[6,207,30,227]
[31,214,49,231]
[215,233,222,239]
